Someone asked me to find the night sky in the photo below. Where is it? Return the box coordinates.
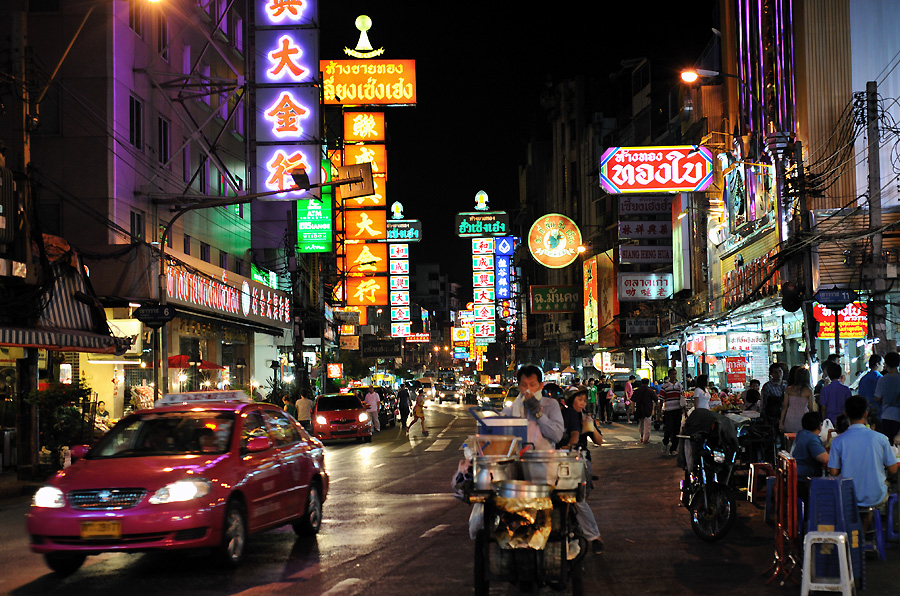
[318,2,718,293]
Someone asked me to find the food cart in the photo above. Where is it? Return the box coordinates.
[459,432,588,596]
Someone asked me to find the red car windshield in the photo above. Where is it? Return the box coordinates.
[88,411,235,458]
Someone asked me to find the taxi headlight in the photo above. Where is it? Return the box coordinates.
[504,400,513,408]
[149,478,211,505]
[33,486,65,508]
[316,415,327,425]
[358,412,369,423]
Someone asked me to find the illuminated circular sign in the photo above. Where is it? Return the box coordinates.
[527,213,583,269]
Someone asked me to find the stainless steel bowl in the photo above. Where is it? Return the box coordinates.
[492,480,552,499]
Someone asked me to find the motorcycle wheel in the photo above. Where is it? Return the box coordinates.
[690,482,737,542]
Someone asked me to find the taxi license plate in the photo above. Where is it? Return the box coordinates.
[80,521,122,539]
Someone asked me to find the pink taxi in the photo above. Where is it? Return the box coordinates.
[26,391,328,574]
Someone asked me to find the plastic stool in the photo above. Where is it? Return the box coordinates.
[801,531,855,596]
[860,506,886,560]
[887,493,898,542]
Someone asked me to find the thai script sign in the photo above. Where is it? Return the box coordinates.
[725,357,748,385]
[813,302,868,339]
[726,332,767,351]
[618,195,673,214]
[385,220,422,242]
[456,212,510,237]
[528,214,583,269]
[624,318,657,335]
[599,146,714,194]
[617,273,673,301]
[321,59,417,105]
[530,285,580,313]
[619,245,673,264]
[405,333,430,343]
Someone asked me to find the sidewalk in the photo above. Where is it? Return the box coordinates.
[0,470,42,501]
[587,420,899,595]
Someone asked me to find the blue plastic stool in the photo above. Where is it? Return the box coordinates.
[860,506,886,561]
[887,493,899,542]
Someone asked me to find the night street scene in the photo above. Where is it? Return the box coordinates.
[3,0,900,594]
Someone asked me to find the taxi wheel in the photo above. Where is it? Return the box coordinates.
[363,435,372,443]
[44,553,85,575]
[216,501,247,567]
[294,483,323,536]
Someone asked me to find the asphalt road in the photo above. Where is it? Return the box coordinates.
[1,402,897,595]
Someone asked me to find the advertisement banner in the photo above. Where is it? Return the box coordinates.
[344,111,385,142]
[583,257,599,344]
[617,273,673,301]
[619,245,673,264]
[527,214,583,269]
[599,146,714,194]
[618,195,673,214]
[813,302,868,339]
[618,220,671,240]
[530,285,580,313]
[725,357,748,386]
[597,249,619,346]
[321,59,417,105]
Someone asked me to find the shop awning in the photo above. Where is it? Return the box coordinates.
[0,235,134,355]
[0,326,129,354]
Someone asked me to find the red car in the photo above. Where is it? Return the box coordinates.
[313,392,374,442]
[26,391,328,574]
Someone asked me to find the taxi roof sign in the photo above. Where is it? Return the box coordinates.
[158,390,251,406]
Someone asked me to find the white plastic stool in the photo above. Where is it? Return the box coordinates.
[801,531,855,596]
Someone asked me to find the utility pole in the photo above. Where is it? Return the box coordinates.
[867,81,890,351]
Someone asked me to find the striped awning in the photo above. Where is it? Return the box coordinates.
[0,326,128,354]
[0,239,134,355]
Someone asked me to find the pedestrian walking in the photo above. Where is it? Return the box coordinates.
[397,384,411,429]
[295,391,313,432]
[625,375,635,422]
[632,378,655,444]
[780,367,813,434]
[596,378,610,424]
[659,368,685,455]
[587,378,597,416]
[365,387,381,432]
[406,389,428,435]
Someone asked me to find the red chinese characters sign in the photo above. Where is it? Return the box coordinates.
[599,146,714,194]
[321,60,417,105]
[813,301,868,339]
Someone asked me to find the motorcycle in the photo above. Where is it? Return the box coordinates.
[678,431,739,542]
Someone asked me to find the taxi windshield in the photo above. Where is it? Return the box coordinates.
[89,411,235,458]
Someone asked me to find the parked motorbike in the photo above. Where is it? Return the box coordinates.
[678,431,738,542]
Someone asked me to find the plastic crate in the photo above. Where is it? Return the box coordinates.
[470,409,529,443]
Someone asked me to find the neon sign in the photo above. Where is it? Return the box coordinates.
[256,0,318,27]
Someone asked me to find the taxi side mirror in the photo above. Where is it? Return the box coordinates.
[71,444,90,460]
[245,436,271,452]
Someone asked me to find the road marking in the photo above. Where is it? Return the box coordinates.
[391,443,413,453]
[420,524,450,538]
[330,477,349,484]
[425,439,451,452]
[321,578,363,596]
[373,463,387,469]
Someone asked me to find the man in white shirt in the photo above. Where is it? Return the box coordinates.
[364,388,381,432]
[501,364,564,450]
[295,392,313,432]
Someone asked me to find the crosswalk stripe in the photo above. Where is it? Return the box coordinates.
[391,443,413,453]
[425,439,451,452]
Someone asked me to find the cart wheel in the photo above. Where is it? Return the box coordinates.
[474,531,489,596]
